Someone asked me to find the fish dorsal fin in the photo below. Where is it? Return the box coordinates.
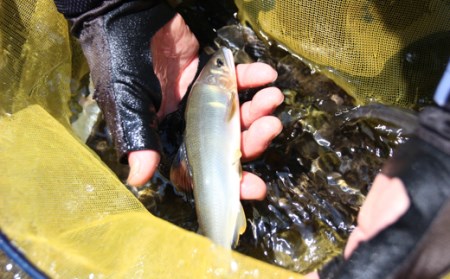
[170,142,193,193]
[232,204,247,248]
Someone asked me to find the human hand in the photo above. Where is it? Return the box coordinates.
[128,14,284,200]
[306,171,410,279]
[317,133,450,279]
[66,1,176,174]
[65,0,283,198]
[342,174,409,259]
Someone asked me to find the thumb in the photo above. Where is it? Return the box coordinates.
[127,150,161,187]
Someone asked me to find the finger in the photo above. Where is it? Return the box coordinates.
[236,63,278,89]
[152,13,200,119]
[240,87,284,129]
[344,226,367,259]
[127,150,161,187]
[343,174,410,258]
[240,171,267,200]
[357,174,410,239]
[305,272,320,279]
[241,116,283,161]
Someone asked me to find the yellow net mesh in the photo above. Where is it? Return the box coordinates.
[2,0,448,276]
[1,0,73,125]
[0,0,302,277]
[0,105,301,278]
[236,0,450,107]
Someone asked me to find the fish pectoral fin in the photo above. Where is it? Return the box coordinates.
[170,142,193,193]
[232,204,247,248]
[232,149,242,166]
[233,150,243,180]
[227,91,238,122]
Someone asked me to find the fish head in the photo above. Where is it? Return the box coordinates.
[196,47,237,92]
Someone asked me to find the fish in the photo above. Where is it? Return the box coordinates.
[170,47,247,248]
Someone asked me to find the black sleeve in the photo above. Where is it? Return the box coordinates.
[54,0,104,18]
[54,0,165,36]
[319,62,450,279]
[417,61,450,157]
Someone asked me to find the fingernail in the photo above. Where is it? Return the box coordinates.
[277,93,285,105]
[271,71,278,82]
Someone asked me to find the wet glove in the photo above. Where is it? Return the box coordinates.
[319,105,450,279]
[54,0,176,162]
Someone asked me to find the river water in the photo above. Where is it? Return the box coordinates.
[0,4,421,278]
[124,24,412,273]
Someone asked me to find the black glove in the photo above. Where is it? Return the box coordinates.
[319,105,450,278]
[55,0,176,162]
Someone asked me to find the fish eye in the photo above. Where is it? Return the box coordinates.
[216,58,224,67]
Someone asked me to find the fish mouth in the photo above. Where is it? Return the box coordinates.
[222,47,236,78]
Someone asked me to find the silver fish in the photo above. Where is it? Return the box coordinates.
[171,47,246,248]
